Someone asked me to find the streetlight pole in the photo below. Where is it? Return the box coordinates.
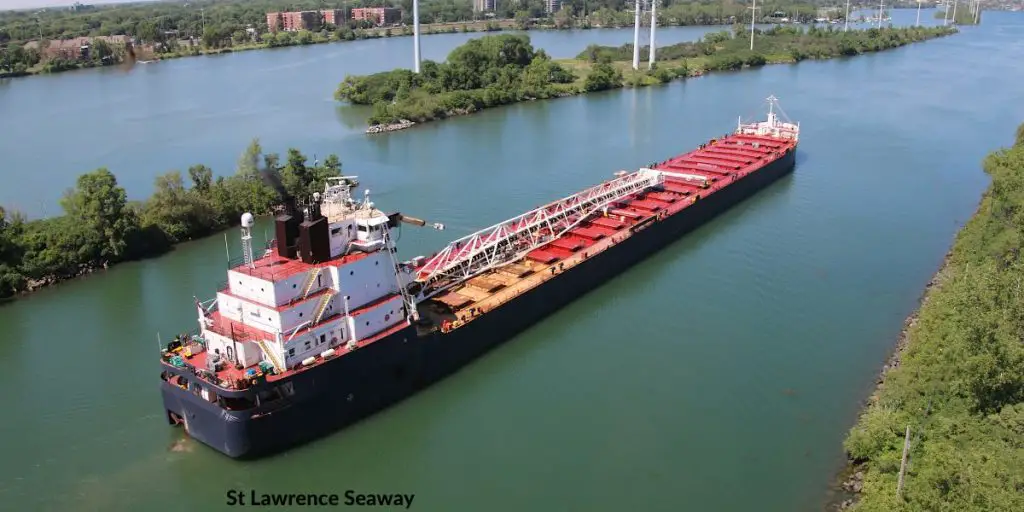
[916,0,922,26]
[413,0,421,72]
[845,0,850,32]
[749,0,757,51]
[648,0,657,69]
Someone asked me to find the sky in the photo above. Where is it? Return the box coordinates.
[0,0,155,12]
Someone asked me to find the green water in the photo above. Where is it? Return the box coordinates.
[1,10,1023,512]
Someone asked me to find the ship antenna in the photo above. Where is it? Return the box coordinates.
[240,212,255,268]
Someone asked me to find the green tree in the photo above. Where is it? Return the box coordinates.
[59,168,137,262]
[281,148,311,198]
[188,164,213,194]
[584,62,622,92]
[140,171,214,242]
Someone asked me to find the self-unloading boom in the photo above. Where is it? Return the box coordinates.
[413,168,666,299]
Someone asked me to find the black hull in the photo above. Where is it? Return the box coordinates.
[161,147,796,459]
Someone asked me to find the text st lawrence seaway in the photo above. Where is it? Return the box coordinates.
[226,490,415,508]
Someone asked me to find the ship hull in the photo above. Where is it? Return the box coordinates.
[162,146,796,459]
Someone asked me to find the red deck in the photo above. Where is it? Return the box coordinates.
[230,251,371,283]
[512,133,794,266]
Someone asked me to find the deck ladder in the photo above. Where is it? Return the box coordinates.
[299,268,321,298]
[311,291,336,325]
[256,338,285,374]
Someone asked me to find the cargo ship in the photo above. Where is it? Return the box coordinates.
[159,96,799,458]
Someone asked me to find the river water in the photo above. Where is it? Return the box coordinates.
[2,9,1023,512]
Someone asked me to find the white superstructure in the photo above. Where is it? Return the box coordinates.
[195,178,419,375]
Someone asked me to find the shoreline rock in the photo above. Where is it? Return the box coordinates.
[826,250,954,511]
[365,119,415,134]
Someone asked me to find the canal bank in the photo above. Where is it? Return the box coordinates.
[830,127,1024,511]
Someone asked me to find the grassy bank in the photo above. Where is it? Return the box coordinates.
[336,25,957,130]
[0,140,340,301]
[837,125,1024,511]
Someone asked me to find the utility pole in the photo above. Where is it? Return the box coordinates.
[749,0,758,51]
[845,0,850,32]
[648,0,657,69]
[943,0,950,25]
[631,0,640,70]
[413,0,421,72]
[974,0,981,24]
[916,0,922,26]
[877,0,884,29]
[952,0,958,24]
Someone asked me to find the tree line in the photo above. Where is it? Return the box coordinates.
[0,0,837,48]
[840,124,1024,510]
[580,24,957,66]
[335,25,956,127]
[0,140,340,299]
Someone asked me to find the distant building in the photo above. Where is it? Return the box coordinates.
[25,35,132,60]
[545,0,562,13]
[473,0,496,12]
[350,7,402,26]
[266,9,344,33]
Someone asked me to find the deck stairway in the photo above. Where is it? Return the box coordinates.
[256,338,285,374]
[299,268,321,299]
[312,291,336,325]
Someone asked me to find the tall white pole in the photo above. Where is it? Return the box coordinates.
[845,0,850,32]
[413,0,421,73]
[632,0,641,70]
[749,0,756,51]
[974,0,980,24]
[648,0,657,69]
[916,0,922,26]
[943,0,950,25]
[952,0,958,24]
[877,0,884,29]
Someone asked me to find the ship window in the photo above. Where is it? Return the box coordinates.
[349,271,354,275]
[299,312,303,317]
[375,261,379,265]
[365,321,369,326]
[288,348,295,356]
[331,228,341,235]
[358,225,368,232]
[293,284,297,288]
[320,334,326,345]
[304,341,311,349]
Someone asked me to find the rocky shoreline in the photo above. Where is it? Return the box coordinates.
[365,119,416,134]
[828,250,954,511]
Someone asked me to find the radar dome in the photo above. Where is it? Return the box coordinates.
[241,212,255,228]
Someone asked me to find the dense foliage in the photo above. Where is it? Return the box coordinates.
[842,127,1024,511]
[0,140,339,299]
[338,25,955,126]
[578,24,957,66]
[335,34,578,125]
[0,0,831,45]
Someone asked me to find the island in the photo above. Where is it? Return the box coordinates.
[835,124,1024,511]
[335,25,958,133]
